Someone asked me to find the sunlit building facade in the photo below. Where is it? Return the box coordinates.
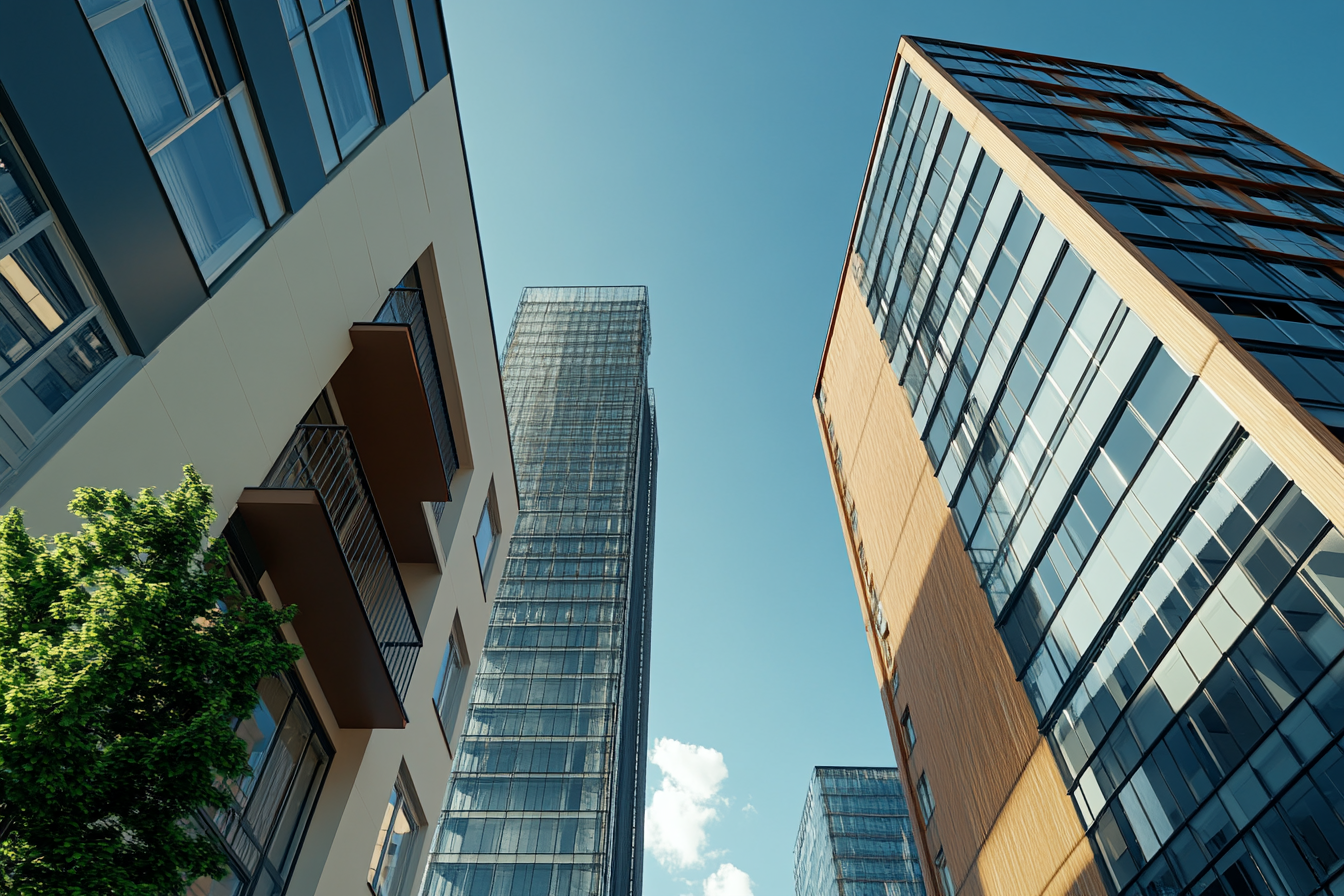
[816,37,1344,896]
[0,4,520,895]
[423,287,657,896]
[794,767,926,896]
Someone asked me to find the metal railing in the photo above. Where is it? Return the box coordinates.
[375,288,460,519]
[262,424,422,702]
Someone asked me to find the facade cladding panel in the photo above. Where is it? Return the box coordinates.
[793,767,926,896]
[817,37,1344,896]
[424,287,657,896]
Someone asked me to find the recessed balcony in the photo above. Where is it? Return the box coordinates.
[237,424,421,729]
[331,287,460,563]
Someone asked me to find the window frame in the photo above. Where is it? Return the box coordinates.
[389,0,426,99]
[431,616,471,752]
[474,481,501,585]
[935,849,956,896]
[916,772,936,823]
[0,119,128,480]
[278,0,383,174]
[901,708,917,749]
[367,769,425,896]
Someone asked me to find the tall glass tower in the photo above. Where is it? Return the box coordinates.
[423,287,657,896]
[794,768,927,896]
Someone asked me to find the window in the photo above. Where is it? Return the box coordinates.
[1226,221,1341,260]
[1124,145,1187,169]
[1054,161,1177,203]
[1244,191,1324,222]
[1146,124,1199,145]
[433,628,469,747]
[1171,179,1248,210]
[1073,115,1140,138]
[935,850,956,895]
[82,0,282,282]
[901,709,917,748]
[278,0,379,172]
[916,772,936,822]
[1188,154,1255,180]
[194,673,331,896]
[474,494,499,579]
[368,777,421,896]
[0,122,123,478]
[390,0,426,99]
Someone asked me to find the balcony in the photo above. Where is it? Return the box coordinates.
[237,425,421,729]
[331,287,460,563]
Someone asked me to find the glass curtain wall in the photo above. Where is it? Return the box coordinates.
[793,768,925,896]
[82,0,283,282]
[913,40,1344,440]
[0,120,123,484]
[834,44,1344,896]
[422,287,657,896]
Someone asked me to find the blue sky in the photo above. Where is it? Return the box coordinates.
[437,2,1344,895]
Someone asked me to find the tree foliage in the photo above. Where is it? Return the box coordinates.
[0,466,301,895]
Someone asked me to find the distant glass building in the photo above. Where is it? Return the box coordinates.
[423,287,657,896]
[794,767,926,896]
[817,37,1344,896]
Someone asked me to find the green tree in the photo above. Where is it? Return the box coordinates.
[0,466,301,895]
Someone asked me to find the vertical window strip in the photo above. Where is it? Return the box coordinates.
[859,76,931,302]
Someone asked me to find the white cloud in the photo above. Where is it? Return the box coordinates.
[644,738,728,869]
[703,864,754,896]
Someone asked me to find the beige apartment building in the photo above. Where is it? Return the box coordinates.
[0,3,515,895]
[818,37,1344,896]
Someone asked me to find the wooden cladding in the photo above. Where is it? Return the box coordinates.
[817,274,1106,896]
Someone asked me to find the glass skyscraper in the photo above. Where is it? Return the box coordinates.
[423,287,657,896]
[794,768,926,896]
[816,37,1344,896]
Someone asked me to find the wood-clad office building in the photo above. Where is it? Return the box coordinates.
[815,37,1344,896]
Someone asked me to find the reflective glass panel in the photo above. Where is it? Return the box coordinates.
[152,105,264,280]
[95,6,187,145]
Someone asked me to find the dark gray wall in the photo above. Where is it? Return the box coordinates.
[0,1,209,355]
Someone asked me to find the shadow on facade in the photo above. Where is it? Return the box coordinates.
[886,513,1107,896]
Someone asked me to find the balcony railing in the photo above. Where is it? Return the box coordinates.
[375,288,460,519]
[258,424,422,708]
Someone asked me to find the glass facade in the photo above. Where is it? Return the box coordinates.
[913,40,1344,440]
[422,287,657,896]
[833,39,1344,896]
[793,767,925,896]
